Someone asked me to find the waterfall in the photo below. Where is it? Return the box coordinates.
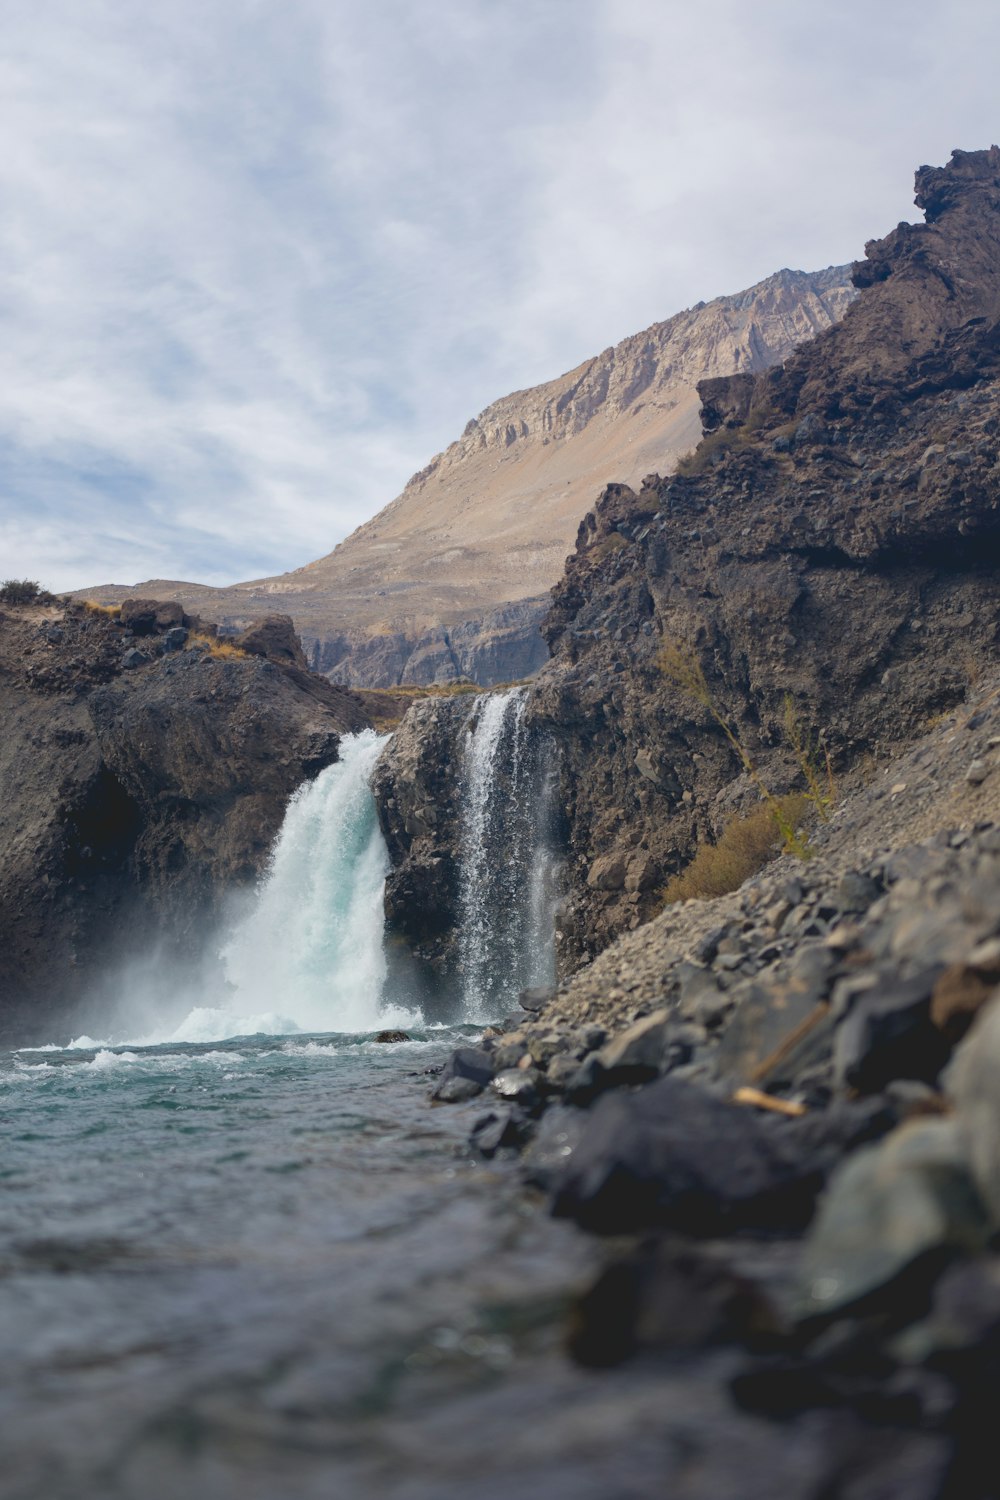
[457,689,559,1021]
[151,730,401,1043]
[220,730,395,1033]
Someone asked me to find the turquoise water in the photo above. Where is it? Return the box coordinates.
[0,1029,624,1500]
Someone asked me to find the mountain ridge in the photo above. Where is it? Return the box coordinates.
[78,265,854,686]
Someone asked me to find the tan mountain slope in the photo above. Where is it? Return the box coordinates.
[82,266,854,686]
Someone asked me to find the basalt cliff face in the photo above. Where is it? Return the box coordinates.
[78,267,853,688]
[375,147,1000,978]
[0,601,368,1043]
[536,146,1000,968]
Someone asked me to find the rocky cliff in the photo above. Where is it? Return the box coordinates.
[78,267,854,687]
[375,147,1000,978]
[0,599,368,1043]
[532,146,1000,968]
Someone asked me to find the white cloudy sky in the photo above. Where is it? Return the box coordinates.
[1,0,998,590]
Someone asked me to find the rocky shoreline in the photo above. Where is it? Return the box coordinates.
[426,675,1000,1494]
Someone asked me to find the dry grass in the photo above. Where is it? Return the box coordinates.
[188,631,247,661]
[660,794,811,904]
[81,600,121,618]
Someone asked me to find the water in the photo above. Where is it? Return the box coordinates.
[457,690,560,1020]
[0,728,646,1499]
[0,1031,624,1500]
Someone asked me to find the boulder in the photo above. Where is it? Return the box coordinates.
[430,1045,494,1102]
[586,852,630,892]
[948,993,1000,1225]
[235,614,309,670]
[795,1118,989,1324]
[491,1067,542,1110]
[519,985,555,1013]
[553,1077,900,1236]
[833,969,951,1093]
[469,1106,533,1157]
[120,598,186,636]
[569,1235,781,1368]
[591,1009,673,1084]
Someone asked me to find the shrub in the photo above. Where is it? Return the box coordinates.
[660,794,811,904]
[0,578,49,605]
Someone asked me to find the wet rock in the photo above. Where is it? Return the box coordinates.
[469,1106,533,1158]
[434,1075,486,1103]
[569,1235,781,1367]
[491,1067,542,1109]
[525,1032,565,1069]
[431,1045,494,1102]
[833,968,951,1094]
[520,1103,590,1189]
[795,1119,989,1324]
[373,1029,410,1043]
[490,1034,531,1071]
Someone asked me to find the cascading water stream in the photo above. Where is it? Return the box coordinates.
[155,730,403,1042]
[456,689,560,1021]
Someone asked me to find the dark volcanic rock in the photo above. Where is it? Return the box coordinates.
[0,602,368,1043]
[235,613,309,670]
[431,1045,495,1101]
[833,969,951,1093]
[519,147,1000,970]
[550,1078,896,1235]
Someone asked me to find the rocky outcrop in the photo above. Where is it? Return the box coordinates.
[314,596,552,688]
[0,600,368,1043]
[524,147,1000,968]
[425,677,1000,1490]
[76,266,854,687]
[372,696,469,975]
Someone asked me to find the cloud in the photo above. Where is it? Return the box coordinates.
[0,0,997,590]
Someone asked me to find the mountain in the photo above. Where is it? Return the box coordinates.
[374,146,1000,976]
[79,267,854,687]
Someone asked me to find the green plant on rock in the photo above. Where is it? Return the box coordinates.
[782,693,836,821]
[658,638,812,858]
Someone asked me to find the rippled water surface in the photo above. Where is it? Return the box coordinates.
[0,1028,688,1500]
